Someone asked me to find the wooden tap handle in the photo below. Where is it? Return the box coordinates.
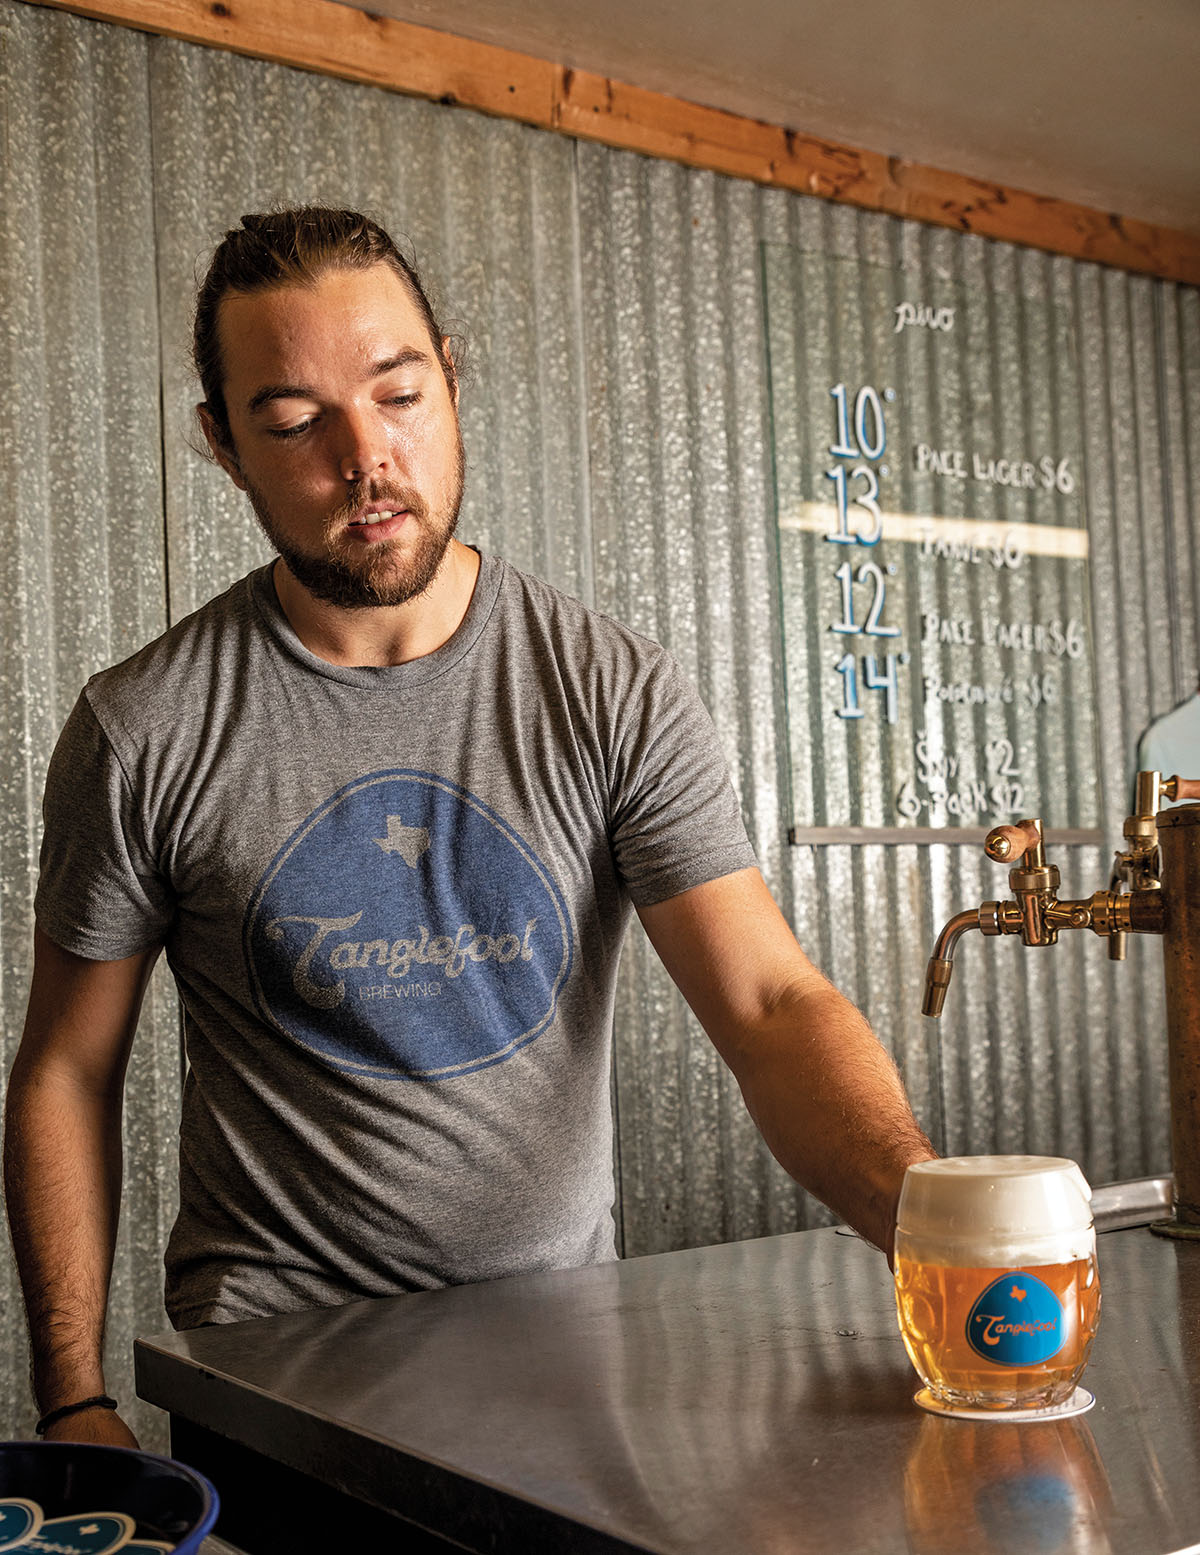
[1162,775,1200,802]
[985,820,1042,862]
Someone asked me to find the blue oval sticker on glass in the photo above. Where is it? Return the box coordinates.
[244,771,573,1080]
[967,1272,1066,1366]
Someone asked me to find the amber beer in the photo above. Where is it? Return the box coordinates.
[894,1157,1100,1411]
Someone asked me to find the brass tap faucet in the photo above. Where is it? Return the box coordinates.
[920,772,1200,1238]
[1106,770,1175,960]
[920,776,1198,1018]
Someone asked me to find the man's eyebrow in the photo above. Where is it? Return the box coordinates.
[246,349,433,415]
[371,348,432,376]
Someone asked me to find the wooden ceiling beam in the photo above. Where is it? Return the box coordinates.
[24,0,1200,285]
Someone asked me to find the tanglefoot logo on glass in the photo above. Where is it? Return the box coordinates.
[243,771,573,1079]
[966,1272,1066,1367]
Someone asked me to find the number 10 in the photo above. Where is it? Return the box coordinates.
[829,383,886,461]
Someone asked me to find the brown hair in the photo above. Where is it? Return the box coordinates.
[194,206,460,451]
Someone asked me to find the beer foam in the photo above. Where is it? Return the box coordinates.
[895,1225,1095,1269]
[896,1155,1094,1267]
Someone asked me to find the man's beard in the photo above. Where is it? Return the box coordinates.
[244,442,465,611]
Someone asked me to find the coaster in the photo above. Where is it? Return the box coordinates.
[914,1386,1095,1422]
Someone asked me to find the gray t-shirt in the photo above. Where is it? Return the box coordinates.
[36,554,757,1327]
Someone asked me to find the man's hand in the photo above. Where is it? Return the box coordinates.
[43,1407,140,1450]
[638,867,936,1256]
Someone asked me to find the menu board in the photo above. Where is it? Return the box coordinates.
[763,244,1101,836]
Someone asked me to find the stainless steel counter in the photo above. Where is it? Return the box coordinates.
[137,1212,1200,1554]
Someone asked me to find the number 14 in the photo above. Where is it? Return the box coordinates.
[836,653,901,725]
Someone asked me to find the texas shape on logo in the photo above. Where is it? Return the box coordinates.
[372,815,431,867]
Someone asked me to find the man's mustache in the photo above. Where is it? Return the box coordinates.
[326,483,429,530]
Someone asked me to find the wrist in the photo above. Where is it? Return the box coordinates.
[36,1394,119,1436]
[33,1352,109,1417]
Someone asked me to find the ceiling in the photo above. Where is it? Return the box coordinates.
[332,0,1200,235]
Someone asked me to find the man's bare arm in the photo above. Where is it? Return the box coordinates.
[3,926,160,1444]
[637,867,935,1257]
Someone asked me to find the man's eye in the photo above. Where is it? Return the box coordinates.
[387,393,420,408]
[267,420,314,440]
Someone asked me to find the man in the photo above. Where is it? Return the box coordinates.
[4,207,934,1449]
[1137,682,1200,808]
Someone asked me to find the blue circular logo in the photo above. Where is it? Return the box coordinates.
[966,1272,1066,1366]
[244,771,573,1079]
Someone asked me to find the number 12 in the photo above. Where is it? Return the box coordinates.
[831,561,901,637]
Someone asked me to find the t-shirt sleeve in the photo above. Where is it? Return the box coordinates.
[607,652,759,906]
[35,692,175,959]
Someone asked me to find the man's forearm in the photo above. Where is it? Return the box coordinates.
[725,983,936,1255]
[3,1060,124,1411]
[637,870,936,1256]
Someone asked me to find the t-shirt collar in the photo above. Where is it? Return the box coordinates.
[249,548,503,690]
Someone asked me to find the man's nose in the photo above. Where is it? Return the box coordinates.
[336,409,390,483]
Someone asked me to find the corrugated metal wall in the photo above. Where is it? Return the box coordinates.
[2,0,1196,1447]
[0,4,184,1448]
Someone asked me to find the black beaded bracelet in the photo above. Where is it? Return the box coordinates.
[35,1394,118,1436]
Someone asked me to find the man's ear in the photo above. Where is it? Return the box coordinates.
[441,337,459,409]
[197,404,247,490]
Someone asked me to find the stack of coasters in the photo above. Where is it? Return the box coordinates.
[0,1443,217,1554]
[0,1499,174,1553]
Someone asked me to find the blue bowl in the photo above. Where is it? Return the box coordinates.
[0,1441,219,1552]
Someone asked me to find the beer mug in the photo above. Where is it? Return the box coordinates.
[894,1156,1101,1413]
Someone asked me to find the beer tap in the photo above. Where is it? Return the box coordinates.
[1106,770,1173,960]
[921,810,1165,1020]
[922,771,1200,1238]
